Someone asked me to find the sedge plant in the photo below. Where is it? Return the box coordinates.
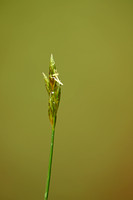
[42,54,63,200]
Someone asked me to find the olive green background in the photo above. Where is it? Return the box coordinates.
[0,0,133,200]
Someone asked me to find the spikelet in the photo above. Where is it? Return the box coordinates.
[42,54,63,126]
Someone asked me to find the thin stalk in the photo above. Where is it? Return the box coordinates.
[44,116,56,200]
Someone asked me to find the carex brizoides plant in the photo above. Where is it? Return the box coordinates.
[42,54,63,200]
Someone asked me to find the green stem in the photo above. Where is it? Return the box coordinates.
[44,116,56,200]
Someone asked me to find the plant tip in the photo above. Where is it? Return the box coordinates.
[50,54,55,66]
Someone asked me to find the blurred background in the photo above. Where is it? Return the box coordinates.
[0,0,133,200]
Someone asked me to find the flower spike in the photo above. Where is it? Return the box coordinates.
[42,54,63,126]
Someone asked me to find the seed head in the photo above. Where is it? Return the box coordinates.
[42,54,63,126]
